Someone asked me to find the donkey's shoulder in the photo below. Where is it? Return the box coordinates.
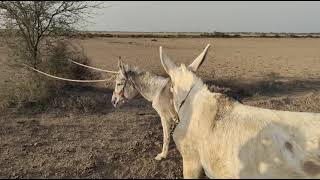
[152,78,175,114]
[154,78,172,101]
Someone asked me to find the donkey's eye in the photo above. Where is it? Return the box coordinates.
[117,83,122,86]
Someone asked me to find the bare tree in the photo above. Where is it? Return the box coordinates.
[0,1,102,68]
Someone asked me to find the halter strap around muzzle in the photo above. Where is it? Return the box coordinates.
[117,77,129,101]
[117,69,142,101]
[116,66,130,101]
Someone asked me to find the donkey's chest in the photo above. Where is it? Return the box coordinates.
[172,115,208,153]
[152,83,177,118]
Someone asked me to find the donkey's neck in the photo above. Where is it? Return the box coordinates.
[130,71,168,102]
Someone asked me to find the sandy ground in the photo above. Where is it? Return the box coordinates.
[1,37,320,178]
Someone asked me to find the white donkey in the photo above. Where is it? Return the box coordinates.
[111,44,211,160]
[160,46,320,178]
[24,45,211,161]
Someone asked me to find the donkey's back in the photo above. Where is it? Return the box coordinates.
[188,94,320,178]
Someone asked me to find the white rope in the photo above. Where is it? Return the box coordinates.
[68,59,119,74]
[23,64,113,83]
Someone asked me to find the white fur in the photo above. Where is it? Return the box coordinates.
[160,47,320,179]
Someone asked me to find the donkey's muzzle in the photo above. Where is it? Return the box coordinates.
[111,94,118,108]
[111,98,118,108]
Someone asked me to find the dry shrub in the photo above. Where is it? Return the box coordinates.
[40,40,101,92]
[0,40,103,113]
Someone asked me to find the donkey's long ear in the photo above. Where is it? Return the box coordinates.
[188,44,211,72]
[118,58,127,79]
[160,46,177,77]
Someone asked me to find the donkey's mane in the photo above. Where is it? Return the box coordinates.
[124,64,142,74]
[125,64,166,82]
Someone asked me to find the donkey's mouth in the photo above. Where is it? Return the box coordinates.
[112,99,128,108]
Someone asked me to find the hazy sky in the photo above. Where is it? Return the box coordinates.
[87,1,320,33]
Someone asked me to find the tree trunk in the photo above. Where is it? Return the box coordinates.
[33,47,38,69]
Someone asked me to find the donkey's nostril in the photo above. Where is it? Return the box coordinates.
[111,99,118,107]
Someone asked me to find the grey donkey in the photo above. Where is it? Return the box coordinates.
[111,44,211,160]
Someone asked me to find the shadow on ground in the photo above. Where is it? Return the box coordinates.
[205,76,320,101]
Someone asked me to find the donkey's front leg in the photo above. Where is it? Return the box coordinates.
[155,117,171,161]
[182,155,202,179]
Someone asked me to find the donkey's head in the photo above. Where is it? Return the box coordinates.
[160,44,210,113]
[111,59,140,108]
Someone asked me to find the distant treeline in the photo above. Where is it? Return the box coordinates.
[71,31,320,39]
[1,30,320,38]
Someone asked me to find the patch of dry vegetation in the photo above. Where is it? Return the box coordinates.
[0,41,105,114]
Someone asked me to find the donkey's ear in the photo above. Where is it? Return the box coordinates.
[188,44,210,72]
[118,58,127,78]
[160,46,177,77]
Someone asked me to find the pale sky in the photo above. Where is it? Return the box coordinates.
[87,1,320,33]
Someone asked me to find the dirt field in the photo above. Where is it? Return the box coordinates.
[1,37,320,178]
